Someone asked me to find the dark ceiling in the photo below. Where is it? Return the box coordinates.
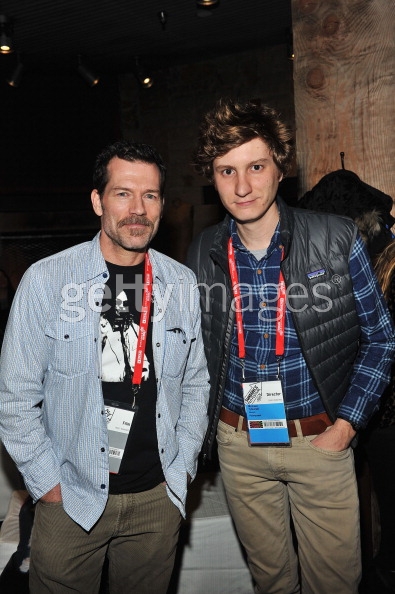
[0,0,292,77]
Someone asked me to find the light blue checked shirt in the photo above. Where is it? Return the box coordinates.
[0,233,209,530]
[224,219,395,428]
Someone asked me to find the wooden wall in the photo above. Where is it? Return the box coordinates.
[292,0,395,201]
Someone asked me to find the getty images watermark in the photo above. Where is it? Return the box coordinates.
[60,273,342,323]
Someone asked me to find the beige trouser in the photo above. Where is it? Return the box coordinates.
[29,483,181,594]
[217,419,361,594]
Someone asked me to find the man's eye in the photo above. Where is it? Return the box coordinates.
[252,164,262,171]
[145,194,158,200]
[223,168,233,176]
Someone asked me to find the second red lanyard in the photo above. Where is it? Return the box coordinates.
[132,252,153,387]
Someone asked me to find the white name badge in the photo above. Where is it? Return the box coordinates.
[104,400,137,474]
[242,380,290,445]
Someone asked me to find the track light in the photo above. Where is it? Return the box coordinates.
[77,55,99,87]
[286,28,294,61]
[158,11,168,31]
[134,57,153,89]
[140,75,153,89]
[7,55,24,87]
[0,15,14,54]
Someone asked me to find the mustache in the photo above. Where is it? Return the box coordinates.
[118,216,153,229]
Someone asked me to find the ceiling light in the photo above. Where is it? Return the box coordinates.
[0,15,14,54]
[134,57,154,89]
[7,56,24,87]
[196,0,219,17]
[141,75,153,88]
[77,55,99,87]
[158,11,168,31]
[286,28,294,61]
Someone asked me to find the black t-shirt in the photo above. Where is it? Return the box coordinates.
[101,260,164,493]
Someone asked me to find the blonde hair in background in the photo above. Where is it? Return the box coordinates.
[374,240,395,300]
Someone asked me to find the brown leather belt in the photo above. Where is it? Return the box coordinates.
[219,407,333,438]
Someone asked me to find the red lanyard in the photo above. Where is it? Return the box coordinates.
[228,238,286,363]
[132,253,153,386]
[276,266,286,358]
[228,239,246,359]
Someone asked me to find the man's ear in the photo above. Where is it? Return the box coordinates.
[91,190,103,216]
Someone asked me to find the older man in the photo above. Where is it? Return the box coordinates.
[0,141,209,594]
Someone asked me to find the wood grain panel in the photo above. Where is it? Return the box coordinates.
[291,0,395,201]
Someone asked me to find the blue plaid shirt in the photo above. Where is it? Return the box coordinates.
[223,219,395,427]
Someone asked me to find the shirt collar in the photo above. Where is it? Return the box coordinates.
[229,217,282,259]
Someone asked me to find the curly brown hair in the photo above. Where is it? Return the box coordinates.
[193,98,295,182]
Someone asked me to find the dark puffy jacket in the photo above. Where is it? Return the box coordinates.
[187,197,361,459]
[298,169,394,259]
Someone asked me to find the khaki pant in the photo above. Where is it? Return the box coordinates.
[217,419,361,594]
[30,483,181,594]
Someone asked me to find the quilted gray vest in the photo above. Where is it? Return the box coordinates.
[280,205,360,420]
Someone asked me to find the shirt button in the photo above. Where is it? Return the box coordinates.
[257,269,262,275]
[100,484,106,489]
[260,302,267,308]
[158,413,161,418]
[263,333,269,339]
[103,273,108,279]
[260,364,266,370]
[161,448,164,454]
[156,342,161,347]
[101,447,105,452]
[64,334,69,339]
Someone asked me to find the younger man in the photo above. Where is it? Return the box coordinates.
[187,98,395,594]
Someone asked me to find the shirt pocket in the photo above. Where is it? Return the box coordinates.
[45,323,95,378]
[163,327,192,378]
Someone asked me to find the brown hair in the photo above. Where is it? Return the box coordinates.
[374,240,395,300]
[93,141,166,198]
[193,98,295,182]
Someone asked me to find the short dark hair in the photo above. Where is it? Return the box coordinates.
[194,98,295,182]
[93,140,166,197]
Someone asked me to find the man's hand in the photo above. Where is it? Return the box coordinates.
[40,484,62,503]
[310,418,356,452]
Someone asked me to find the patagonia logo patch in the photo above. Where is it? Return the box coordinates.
[307,268,325,280]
